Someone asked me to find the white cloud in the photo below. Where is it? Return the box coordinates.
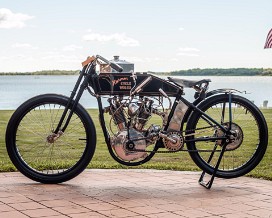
[122,56,161,63]
[83,32,140,47]
[41,52,83,63]
[0,8,34,29]
[177,47,200,56]
[178,47,200,52]
[179,27,184,31]
[177,53,199,57]
[63,44,82,51]
[41,53,66,60]
[0,54,34,61]
[12,43,38,49]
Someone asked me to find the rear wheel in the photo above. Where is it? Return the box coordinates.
[186,94,268,178]
[6,94,96,183]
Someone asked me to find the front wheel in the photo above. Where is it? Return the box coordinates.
[6,94,96,183]
[186,94,268,178]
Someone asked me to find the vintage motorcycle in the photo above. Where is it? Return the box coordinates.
[5,55,268,189]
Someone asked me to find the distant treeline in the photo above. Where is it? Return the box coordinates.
[0,70,79,75]
[169,68,272,76]
[1,68,272,76]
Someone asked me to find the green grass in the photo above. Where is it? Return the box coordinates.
[1,108,272,180]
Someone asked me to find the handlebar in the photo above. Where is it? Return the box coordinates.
[96,55,123,73]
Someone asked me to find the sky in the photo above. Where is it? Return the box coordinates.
[0,0,272,72]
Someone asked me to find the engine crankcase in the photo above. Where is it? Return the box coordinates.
[112,128,147,161]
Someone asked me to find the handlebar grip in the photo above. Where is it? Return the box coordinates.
[109,62,123,73]
[96,55,109,64]
[96,55,123,72]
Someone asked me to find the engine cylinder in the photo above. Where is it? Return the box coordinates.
[109,98,127,131]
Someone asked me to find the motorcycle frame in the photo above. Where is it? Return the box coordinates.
[53,61,234,188]
[55,61,232,148]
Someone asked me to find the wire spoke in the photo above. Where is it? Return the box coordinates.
[15,102,88,175]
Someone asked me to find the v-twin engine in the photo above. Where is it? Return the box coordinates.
[106,96,187,161]
[105,96,160,161]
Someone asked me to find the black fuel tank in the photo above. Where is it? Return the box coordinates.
[95,73,182,97]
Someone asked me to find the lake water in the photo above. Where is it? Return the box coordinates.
[0,75,271,110]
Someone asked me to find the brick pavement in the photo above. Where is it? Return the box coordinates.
[0,169,271,218]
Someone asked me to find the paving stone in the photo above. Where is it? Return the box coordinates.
[173,208,213,218]
[69,211,108,217]
[40,199,77,208]
[99,208,140,217]
[53,205,90,215]
[245,209,272,217]
[146,212,185,217]
[0,169,271,218]
[83,202,119,211]
[22,208,63,217]
[0,210,29,218]
[128,205,166,215]
[9,201,47,211]
[0,203,16,212]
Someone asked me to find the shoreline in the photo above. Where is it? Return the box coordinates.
[1,67,272,76]
[0,73,271,76]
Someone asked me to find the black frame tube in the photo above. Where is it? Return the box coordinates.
[180,95,229,133]
[54,63,96,133]
[54,58,232,149]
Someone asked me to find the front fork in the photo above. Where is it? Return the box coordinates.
[53,65,93,134]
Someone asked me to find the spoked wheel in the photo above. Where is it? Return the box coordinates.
[186,94,268,178]
[6,94,96,183]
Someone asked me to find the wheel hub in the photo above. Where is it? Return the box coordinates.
[215,123,243,151]
[46,131,63,144]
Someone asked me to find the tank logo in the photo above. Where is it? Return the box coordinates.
[112,77,131,90]
[112,77,128,85]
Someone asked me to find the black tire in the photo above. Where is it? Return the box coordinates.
[6,94,96,183]
[186,94,268,178]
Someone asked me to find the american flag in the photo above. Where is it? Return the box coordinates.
[264,29,272,48]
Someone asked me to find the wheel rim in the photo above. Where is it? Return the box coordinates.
[15,103,88,175]
[192,99,261,172]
